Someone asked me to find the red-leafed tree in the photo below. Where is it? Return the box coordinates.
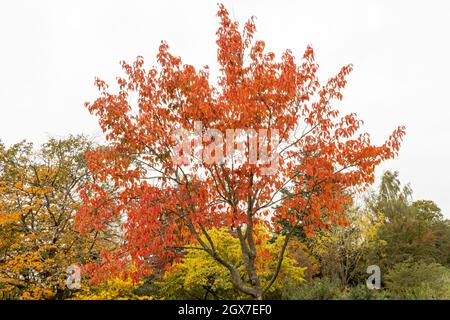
[76,4,405,299]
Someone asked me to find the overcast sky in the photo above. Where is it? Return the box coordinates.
[1,0,449,217]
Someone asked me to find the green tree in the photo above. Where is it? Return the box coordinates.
[369,171,450,267]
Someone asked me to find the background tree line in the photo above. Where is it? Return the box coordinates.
[1,136,449,300]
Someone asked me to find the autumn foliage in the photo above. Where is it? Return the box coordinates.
[75,4,405,299]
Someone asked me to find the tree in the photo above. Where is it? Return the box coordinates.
[308,209,386,286]
[370,171,450,268]
[76,4,404,299]
[0,136,108,299]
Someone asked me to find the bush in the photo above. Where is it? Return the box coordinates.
[343,284,388,300]
[158,228,306,300]
[72,278,154,300]
[384,261,450,299]
[283,277,343,300]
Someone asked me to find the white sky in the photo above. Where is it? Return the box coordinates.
[1,0,449,217]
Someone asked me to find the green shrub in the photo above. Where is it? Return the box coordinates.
[384,261,450,299]
[343,284,388,300]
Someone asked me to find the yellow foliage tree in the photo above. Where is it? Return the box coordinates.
[0,136,113,300]
[159,228,306,299]
[307,208,386,286]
